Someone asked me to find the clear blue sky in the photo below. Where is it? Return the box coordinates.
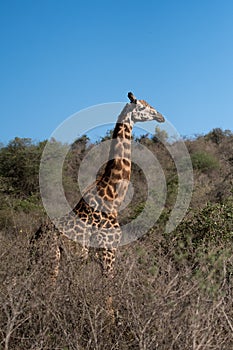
[1,0,233,144]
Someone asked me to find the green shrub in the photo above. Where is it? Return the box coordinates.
[166,200,233,296]
[191,151,219,172]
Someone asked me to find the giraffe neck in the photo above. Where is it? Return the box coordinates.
[98,110,133,209]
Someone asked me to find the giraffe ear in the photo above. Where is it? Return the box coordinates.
[127,92,137,104]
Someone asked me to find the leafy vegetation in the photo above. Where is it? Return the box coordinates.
[0,137,45,196]
[0,128,233,349]
[191,151,219,172]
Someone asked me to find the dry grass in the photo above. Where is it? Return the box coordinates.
[0,221,233,350]
[0,131,232,349]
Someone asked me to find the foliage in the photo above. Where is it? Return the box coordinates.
[167,200,233,295]
[0,200,233,349]
[0,137,45,196]
[191,151,219,172]
[152,125,168,144]
[99,128,114,142]
[0,130,232,348]
[205,128,232,144]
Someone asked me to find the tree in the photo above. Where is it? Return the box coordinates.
[152,126,168,144]
[0,137,45,196]
[205,128,232,144]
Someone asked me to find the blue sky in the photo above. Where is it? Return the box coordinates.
[1,0,233,144]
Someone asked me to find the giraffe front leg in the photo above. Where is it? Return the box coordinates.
[102,248,117,278]
[78,229,91,261]
[102,226,122,278]
[92,225,121,277]
[50,238,61,286]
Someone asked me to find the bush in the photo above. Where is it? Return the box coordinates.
[205,128,232,144]
[1,201,233,349]
[191,151,219,172]
[152,126,168,144]
[0,137,46,196]
[166,200,233,295]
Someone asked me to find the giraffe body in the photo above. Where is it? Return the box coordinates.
[32,94,165,278]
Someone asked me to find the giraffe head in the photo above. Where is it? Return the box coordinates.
[127,92,165,123]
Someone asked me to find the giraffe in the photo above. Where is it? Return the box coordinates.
[30,92,165,282]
